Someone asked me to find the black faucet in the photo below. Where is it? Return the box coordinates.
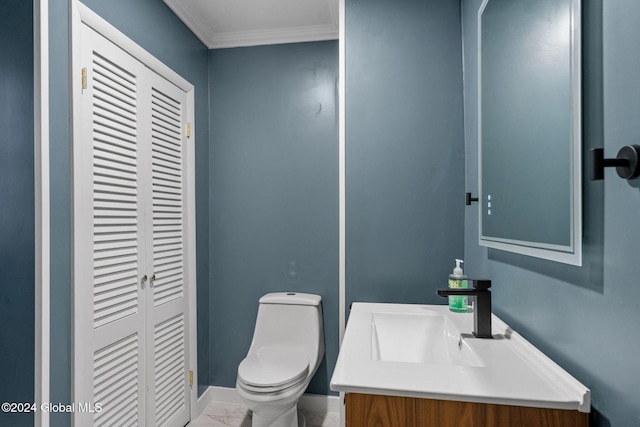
[437,278,493,339]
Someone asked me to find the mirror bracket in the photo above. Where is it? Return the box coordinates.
[589,145,640,180]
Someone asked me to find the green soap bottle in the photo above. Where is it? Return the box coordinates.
[448,259,468,313]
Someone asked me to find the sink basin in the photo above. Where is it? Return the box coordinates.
[331,303,590,413]
[371,311,483,367]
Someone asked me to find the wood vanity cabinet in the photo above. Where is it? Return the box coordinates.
[345,393,589,427]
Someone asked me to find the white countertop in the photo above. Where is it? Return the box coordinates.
[330,303,590,412]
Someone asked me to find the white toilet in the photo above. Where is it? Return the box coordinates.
[236,292,325,427]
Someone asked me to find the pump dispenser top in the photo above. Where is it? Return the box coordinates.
[452,259,464,278]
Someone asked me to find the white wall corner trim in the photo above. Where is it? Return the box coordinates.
[338,0,346,425]
[34,0,50,425]
[338,0,346,347]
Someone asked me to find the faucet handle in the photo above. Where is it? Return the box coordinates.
[471,279,491,291]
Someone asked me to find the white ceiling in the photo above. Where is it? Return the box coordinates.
[163,0,339,49]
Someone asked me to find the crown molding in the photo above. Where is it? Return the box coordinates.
[209,24,338,49]
[163,0,338,49]
[163,0,215,47]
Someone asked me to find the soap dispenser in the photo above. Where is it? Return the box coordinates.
[448,259,468,312]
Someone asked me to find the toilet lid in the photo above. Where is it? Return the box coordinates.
[238,346,309,388]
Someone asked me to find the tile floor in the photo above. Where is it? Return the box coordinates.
[188,401,340,427]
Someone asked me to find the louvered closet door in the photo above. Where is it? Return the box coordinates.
[143,69,189,427]
[76,24,148,427]
[75,22,189,427]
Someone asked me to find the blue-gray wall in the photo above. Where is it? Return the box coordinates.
[463,0,640,425]
[345,0,465,307]
[49,0,209,424]
[208,42,339,395]
[0,2,34,426]
[43,0,640,423]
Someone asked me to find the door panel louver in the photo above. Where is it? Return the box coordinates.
[151,88,184,307]
[94,333,139,426]
[154,314,185,427]
[92,51,140,329]
[75,21,190,427]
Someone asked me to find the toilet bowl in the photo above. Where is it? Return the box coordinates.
[236,292,324,427]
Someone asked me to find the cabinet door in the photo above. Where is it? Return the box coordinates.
[346,394,417,427]
[346,393,589,427]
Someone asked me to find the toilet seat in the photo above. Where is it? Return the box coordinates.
[238,346,309,393]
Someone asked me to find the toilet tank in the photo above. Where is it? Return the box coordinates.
[249,292,325,375]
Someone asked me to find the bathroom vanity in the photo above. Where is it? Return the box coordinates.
[330,303,590,427]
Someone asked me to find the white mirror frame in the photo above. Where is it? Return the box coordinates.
[477,0,582,266]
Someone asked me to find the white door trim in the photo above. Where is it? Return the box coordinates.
[337,0,346,346]
[70,1,198,422]
[34,0,50,426]
[74,3,192,93]
[338,1,346,425]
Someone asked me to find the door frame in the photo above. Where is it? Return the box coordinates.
[69,1,198,422]
[34,0,50,426]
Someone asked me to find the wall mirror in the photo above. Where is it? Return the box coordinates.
[478,0,582,265]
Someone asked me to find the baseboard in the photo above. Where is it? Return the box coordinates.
[195,386,216,418]
[196,386,341,415]
[299,392,341,414]
[207,385,244,404]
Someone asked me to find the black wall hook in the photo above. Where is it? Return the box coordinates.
[589,145,640,180]
[465,192,479,205]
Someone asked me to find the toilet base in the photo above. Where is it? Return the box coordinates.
[251,405,305,427]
